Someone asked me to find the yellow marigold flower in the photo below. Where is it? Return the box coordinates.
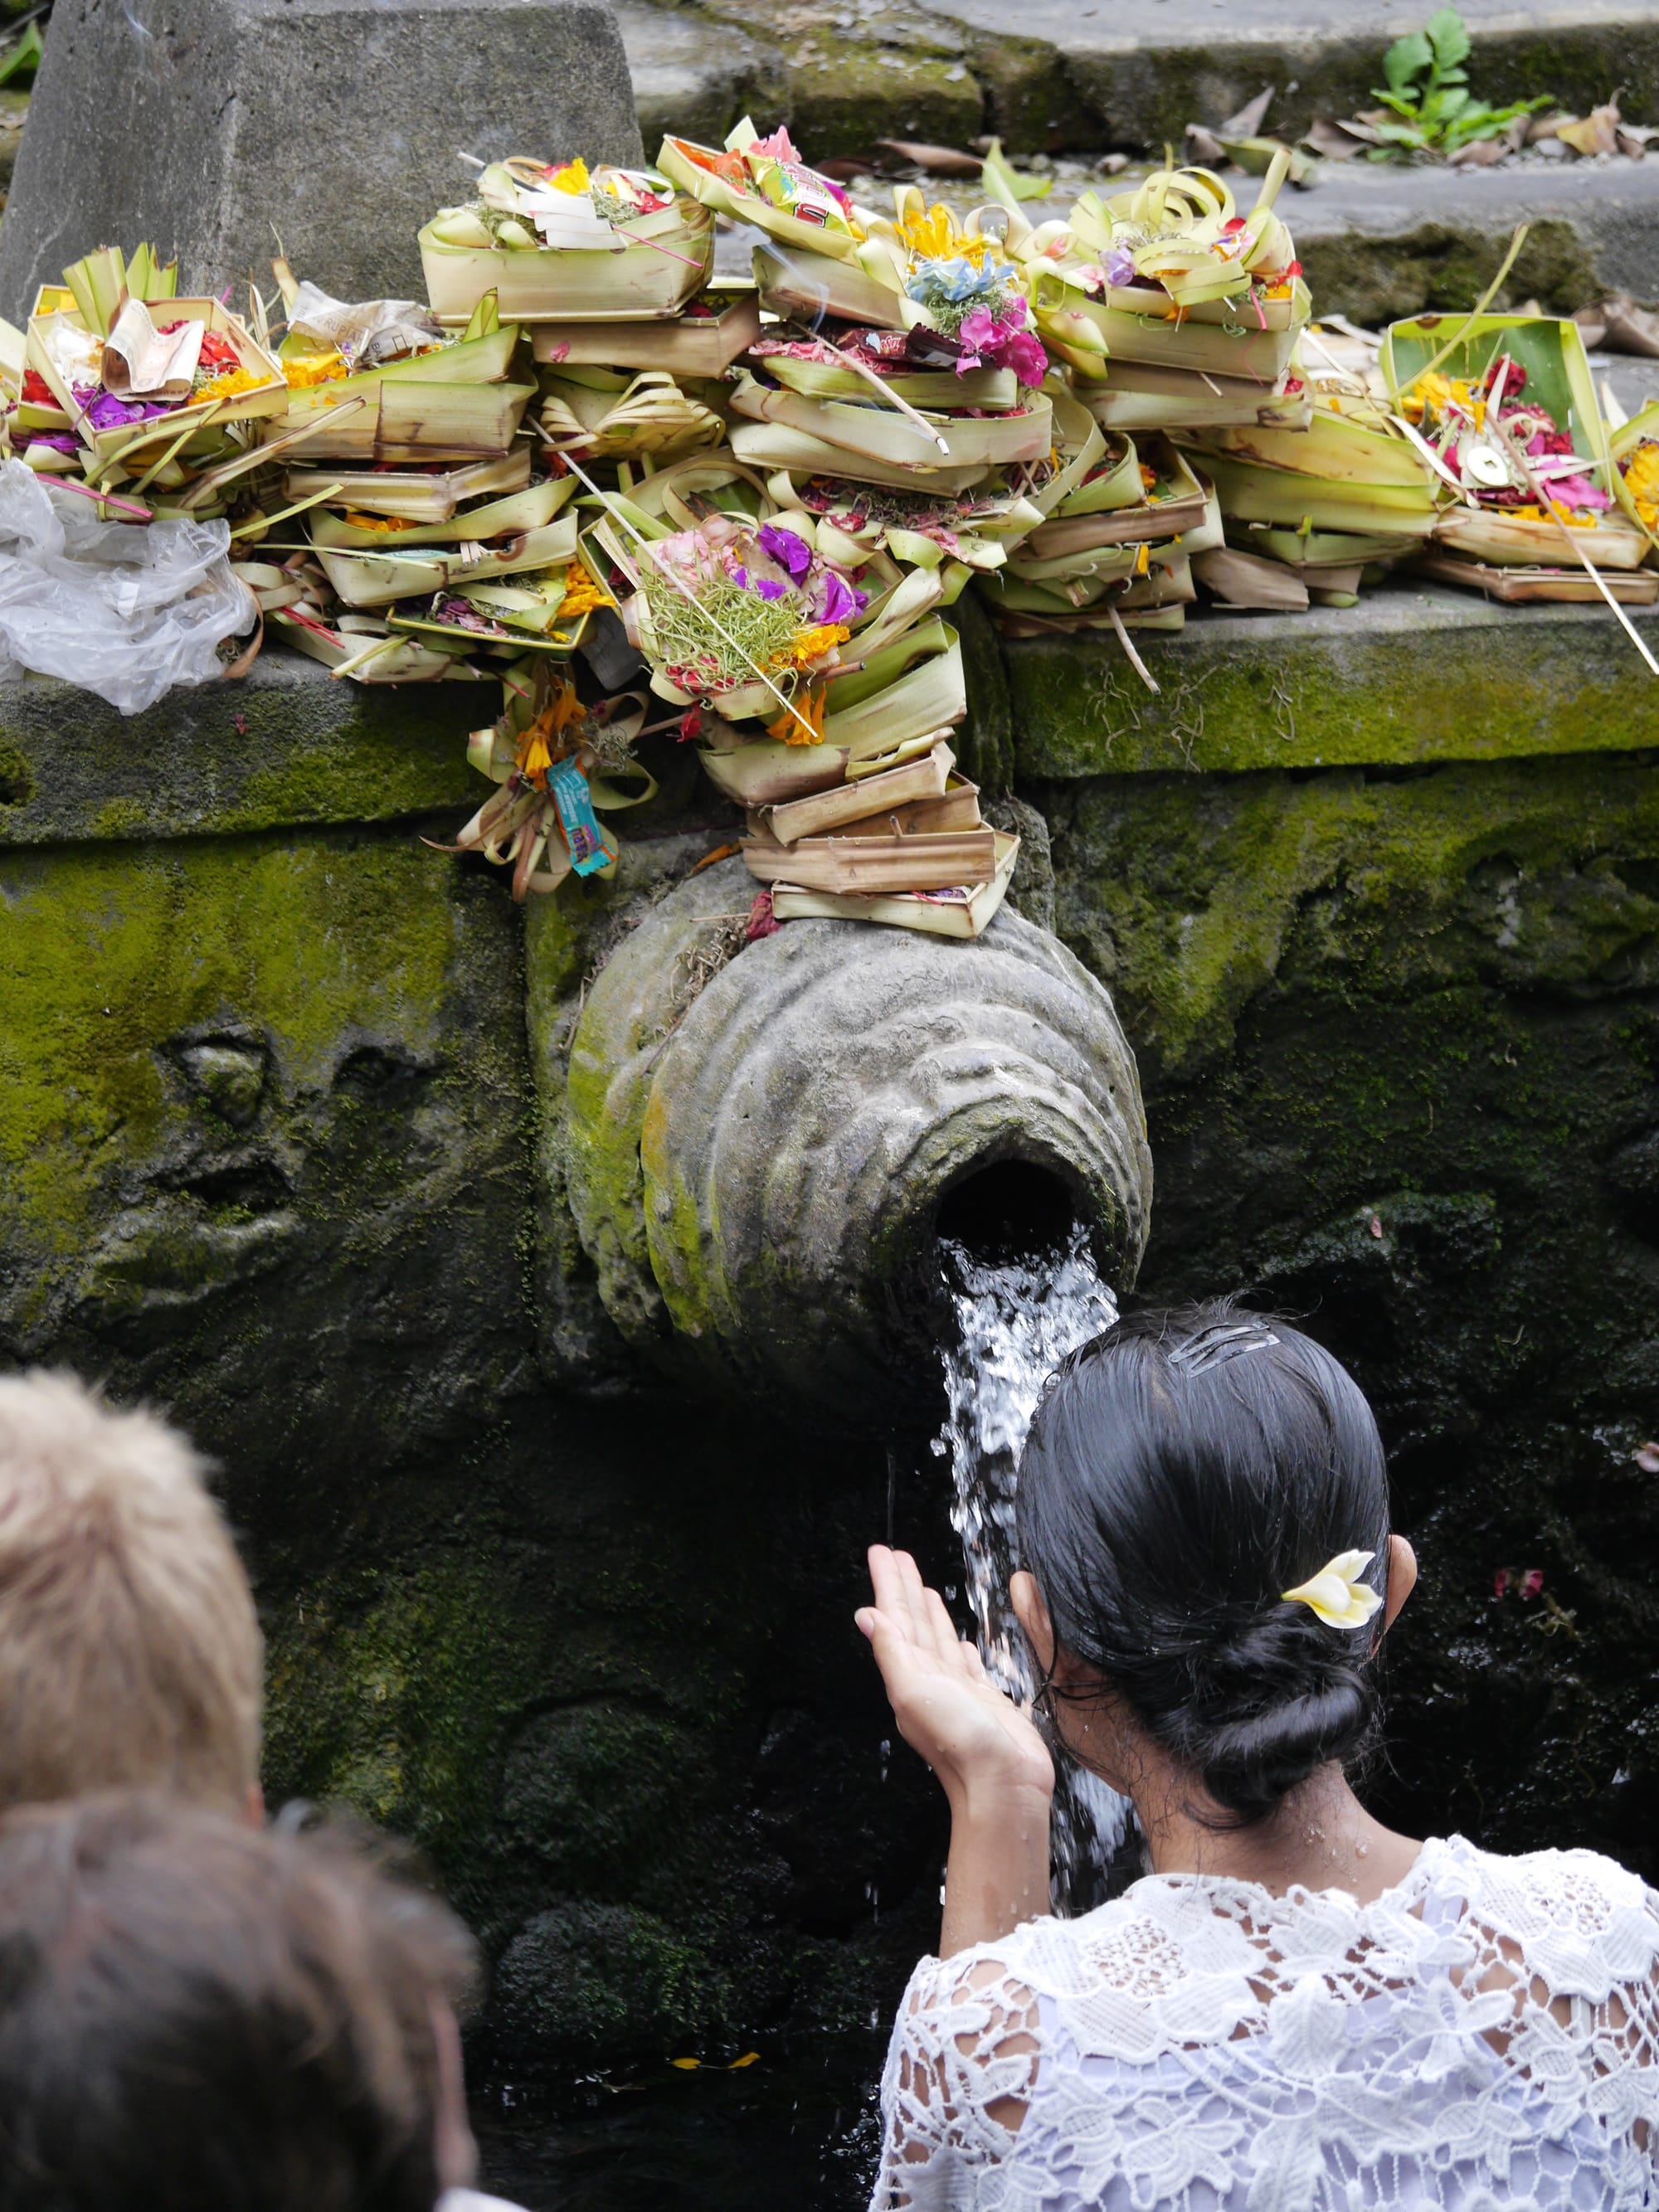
[899,203,994,270]
[1281,1549,1383,1630]
[777,621,849,668]
[1623,440,1659,531]
[558,563,615,618]
[196,366,267,404]
[766,684,828,746]
[516,727,552,785]
[343,510,416,532]
[551,157,591,196]
[283,352,349,387]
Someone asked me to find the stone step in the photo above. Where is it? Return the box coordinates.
[1289,158,1659,323]
[614,0,1659,163]
[1000,579,1659,781]
[614,0,1659,314]
[911,0,1659,153]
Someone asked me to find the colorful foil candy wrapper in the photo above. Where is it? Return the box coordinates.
[547,757,610,874]
[750,153,857,239]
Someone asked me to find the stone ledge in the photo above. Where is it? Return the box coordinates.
[0,652,479,848]
[1005,581,1659,778]
[6,583,1659,849]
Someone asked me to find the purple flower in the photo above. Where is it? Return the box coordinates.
[818,571,861,626]
[1102,246,1137,289]
[732,563,786,598]
[26,431,80,455]
[758,522,813,582]
[75,386,174,430]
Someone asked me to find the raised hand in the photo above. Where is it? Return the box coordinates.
[856,1544,1054,1815]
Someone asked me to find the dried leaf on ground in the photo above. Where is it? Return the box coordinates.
[1305,117,1375,158]
[1219,85,1274,138]
[874,139,981,176]
[1554,103,1621,157]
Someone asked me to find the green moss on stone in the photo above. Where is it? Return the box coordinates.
[781,46,983,156]
[0,663,475,848]
[1298,221,1594,328]
[262,1546,546,1863]
[1046,752,1659,1086]
[0,834,464,1271]
[0,736,32,807]
[1005,600,1659,778]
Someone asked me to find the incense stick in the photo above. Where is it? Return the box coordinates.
[1107,603,1160,693]
[557,450,824,741]
[818,338,953,455]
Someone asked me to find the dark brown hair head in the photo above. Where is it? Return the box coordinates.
[0,1792,478,2212]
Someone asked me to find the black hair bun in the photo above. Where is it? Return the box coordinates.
[1015,1301,1391,1829]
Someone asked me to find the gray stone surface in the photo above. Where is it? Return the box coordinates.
[912,0,1659,145]
[0,0,643,320]
[0,653,477,847]
[615,1,784,152]
[1292,158,1659,314]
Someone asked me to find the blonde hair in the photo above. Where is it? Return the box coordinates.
[0,1372,262,1814]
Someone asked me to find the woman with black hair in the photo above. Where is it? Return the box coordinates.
[858,1301,1659,2210]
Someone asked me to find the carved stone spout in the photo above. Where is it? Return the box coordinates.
[564,858,1151,1420]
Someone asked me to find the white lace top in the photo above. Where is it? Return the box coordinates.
[872,1836,1659,2212]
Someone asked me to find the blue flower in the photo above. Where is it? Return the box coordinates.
[906,256,1000,306]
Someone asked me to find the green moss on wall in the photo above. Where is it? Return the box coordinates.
[1005,602,1659,779]
[0,834,461,1272]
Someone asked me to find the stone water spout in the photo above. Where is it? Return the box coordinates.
[563,858,1151,1420]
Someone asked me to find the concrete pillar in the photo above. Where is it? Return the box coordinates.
[0,0,643,319]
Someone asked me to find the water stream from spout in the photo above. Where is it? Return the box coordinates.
[937,1225,1136,1913]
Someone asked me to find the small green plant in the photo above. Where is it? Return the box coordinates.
[1368,8,1550,158]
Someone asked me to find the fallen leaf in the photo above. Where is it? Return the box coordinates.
[1574,304,1609,348]
[874,139,981,176]
[1185,123,1227,167]
[1219,85,1274,138]
[1305,116,1373,159]
[1099,153,1130,174]
[669,2057,701,2070]
[1596,294,1659,358]
[728,2051,761,2069]
[1618,127,1647,161]
[1447,138,1506,167]
[818,156,878,181]
[1555,103,1621,157]
[1527,111,1574,143]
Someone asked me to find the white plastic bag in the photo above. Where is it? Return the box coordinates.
[0,461,253,715]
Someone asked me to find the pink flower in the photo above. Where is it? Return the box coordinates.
[750,125,800,161]
[958,306,997,352]
[1552,474,1613,511]
[997,328,1049,387]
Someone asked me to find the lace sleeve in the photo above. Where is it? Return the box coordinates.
[869,1948,1042,2211]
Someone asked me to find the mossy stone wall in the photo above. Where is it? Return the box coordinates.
[6,624,1659,2162]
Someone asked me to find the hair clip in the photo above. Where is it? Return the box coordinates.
[1165,1320,1280,1378]
[1281,1550,1383,1630]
